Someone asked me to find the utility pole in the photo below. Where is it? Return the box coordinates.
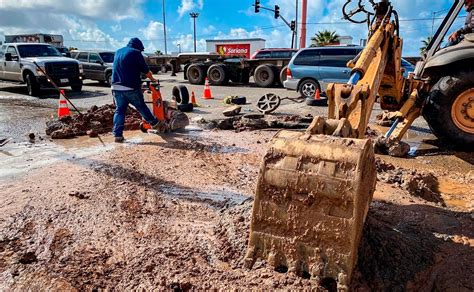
[190,12,199,53]
[162,0,168,55]
[295,0,299,49]
[299,0,307,48]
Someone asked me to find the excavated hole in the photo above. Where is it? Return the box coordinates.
[275,266,289,273]
[301,271,311,279]
[320,277,337,292]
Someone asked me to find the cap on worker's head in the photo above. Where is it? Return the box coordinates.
[127,38,145,52]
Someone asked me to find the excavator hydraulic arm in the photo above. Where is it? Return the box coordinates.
[245,1,423,290]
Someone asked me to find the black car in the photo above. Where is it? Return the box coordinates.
[71,50,115,85]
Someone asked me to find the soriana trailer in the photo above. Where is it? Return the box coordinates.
[5,34,64,48]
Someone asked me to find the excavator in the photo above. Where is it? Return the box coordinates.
[245,0,473,290]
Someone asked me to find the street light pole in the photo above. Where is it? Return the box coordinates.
[295,0,298,49]
[190,12,199,53]
[163,0,168,55]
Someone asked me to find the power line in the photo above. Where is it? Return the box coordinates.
[62,14,467,44]
[62,25,288,43]
[303,15,466,25]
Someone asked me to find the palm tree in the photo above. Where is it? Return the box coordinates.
[420,36,432,53]
[311,30,340,47]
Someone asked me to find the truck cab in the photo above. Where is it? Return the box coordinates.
[0,43,84,96]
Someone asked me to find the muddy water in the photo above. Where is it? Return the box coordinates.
[0,131,152,182]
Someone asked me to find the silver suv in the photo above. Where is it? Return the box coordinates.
[71,50,115,85]
[0,43,84,96]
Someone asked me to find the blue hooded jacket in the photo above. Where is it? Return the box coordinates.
[112,38,150,90]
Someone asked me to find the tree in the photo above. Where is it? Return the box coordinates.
[311,30,340,47]
[155,50,163,56]
[68,47,78,51]
[420,36,432,53]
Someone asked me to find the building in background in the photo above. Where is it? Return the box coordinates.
[206,38,265,58]
[310,35,354,47]
[339,36,353,45]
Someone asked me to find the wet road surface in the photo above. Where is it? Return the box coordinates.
[0,73,449,181]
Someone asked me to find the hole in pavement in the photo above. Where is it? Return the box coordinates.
[320,277,337,292]
[275,266,288,273]
[301,271,311,279]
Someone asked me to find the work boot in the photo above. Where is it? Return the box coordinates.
[114,136,125,143]
[152,121,168,133]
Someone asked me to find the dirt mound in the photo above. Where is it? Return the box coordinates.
[352,201,474,291]
[214,200,253,268]
[376,159,443,204]
[45,104,142,139]
[203,115,314,131]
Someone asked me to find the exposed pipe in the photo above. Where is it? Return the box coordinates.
[299,0,308,48]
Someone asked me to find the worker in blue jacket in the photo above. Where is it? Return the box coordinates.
[111,38,164,143]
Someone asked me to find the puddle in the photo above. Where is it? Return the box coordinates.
[159,185,251,208]
[0,131,152,182]
[438,178,473,210]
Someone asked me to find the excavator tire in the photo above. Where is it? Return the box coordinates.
[245,131,376,290]
[423,72,474,149]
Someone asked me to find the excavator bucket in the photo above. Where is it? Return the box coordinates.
[245,130,376,290]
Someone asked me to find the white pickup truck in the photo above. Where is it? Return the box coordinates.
[0,43,84,96]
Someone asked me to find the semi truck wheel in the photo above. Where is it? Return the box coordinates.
[26,73,40,97]
[423,72,474,149]
[280,66,288,85]
[254,64,276,87]
[207,64,228,86]
[187,64,206,85]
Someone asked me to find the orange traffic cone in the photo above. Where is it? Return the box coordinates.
[314,89,321,100]
[202,77,213,100]
[58,90,71,118]
[191,91,199,107]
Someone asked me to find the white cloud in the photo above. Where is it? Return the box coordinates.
[202,25,216,35]
[177,0,204,18]
[172,34,206,52]
[1,0,143,20]
[139,21,166,53]
[140,21,164,41]
[0,0,144,51]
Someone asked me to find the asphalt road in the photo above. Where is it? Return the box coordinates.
[0,73,438,179]
[0,73,324,142]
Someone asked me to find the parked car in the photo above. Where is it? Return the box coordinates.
[57,47,71,58]
[71,50,115,85]
[284,46,415,98]
[0,43,83,96]
[250,48,298,60]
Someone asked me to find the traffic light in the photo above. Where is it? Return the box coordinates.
[274,5,280,19]
[291,20,296,31]
[255,0,260,13]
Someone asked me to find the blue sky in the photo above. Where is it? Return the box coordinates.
[0,0,467,56]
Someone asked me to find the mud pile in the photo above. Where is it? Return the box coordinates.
[202,114,314,131]
[353,201,469,291]
[45,105,142,139]
[214,201,253,268]
[376,159,443,204]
